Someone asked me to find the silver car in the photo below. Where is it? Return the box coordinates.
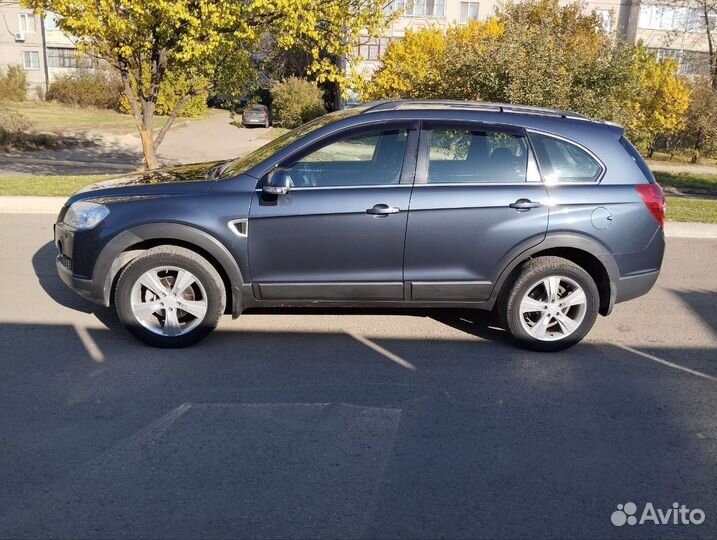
[242,104,271,128]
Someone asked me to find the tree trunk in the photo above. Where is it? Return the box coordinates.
[139,126,159,169]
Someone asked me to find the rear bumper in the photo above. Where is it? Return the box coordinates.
[614,269,660,304]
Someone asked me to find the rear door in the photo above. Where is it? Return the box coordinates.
[404,121,549,302]
[248,122,419,301]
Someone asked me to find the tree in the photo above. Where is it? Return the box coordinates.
[625,45,691,155]
[25,0,395,169]
[669,77,717,162]
[671,0,717,90]
[360,26,448,100]
[362,0,636,120]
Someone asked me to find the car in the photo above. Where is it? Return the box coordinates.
[54,100,665,351]
[241,104,271,128]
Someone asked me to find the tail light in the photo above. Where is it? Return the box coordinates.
[636,183,665,228]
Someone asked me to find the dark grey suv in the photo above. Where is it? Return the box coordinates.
[54,100,665,351]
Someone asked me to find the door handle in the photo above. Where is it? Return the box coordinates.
[366,203,400,216]
[509,199,542,211]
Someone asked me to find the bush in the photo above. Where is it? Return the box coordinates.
[0,66,28,101]
[47,71,122,109]
[0,106,54,150]
[270,77,326,128]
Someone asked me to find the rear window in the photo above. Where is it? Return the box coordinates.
[250,105,265,111]
[619,136,655,183]
[529,132,602,183]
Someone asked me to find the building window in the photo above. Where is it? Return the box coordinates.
[596,9,612,32]
[22,51,40,70]
[649,47,710,75]
[460,2,479,24]
[639,4,717,32]
[18,13,37,32]
[403,0,446,18]
[45,12,61,31]
[356,38,393,61]
[48,48,78,68]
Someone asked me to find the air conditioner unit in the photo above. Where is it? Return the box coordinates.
[14,32,26,42]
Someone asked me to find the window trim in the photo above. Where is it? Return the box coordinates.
[18,12,37,33]
[22,50,41,70]
[526,129,606,185]
[415,120,540,186]
[255,121,420,190]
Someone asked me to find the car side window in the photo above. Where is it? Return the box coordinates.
[284,129,408,187]
[529,132,602,183]
[427,128,529,183]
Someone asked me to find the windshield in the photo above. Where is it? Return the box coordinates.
[219,107,366,179]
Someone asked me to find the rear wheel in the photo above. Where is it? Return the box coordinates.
[115,246,226,348]
[500,256,599,352]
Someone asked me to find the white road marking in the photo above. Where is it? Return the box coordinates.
[73,324,105,363]
[348,332,416,370]
[618,344,717,382]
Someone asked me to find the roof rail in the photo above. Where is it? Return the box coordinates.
[362,100,587,120]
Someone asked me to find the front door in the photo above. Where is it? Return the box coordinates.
[404,122,549,302]
[248,123,418,301]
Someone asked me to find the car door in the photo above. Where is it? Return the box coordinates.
[404,121,549,302]
[248,122,418,301]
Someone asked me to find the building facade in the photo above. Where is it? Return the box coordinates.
[354,0,714,78]
[0,4,88,97]
[0,4,46,96]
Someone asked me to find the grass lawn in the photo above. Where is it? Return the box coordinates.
[0,175,112,197]
[654,171,717,193]
[666,197,717,224]
[4,101,204,135]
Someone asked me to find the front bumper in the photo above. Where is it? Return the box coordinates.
[56,255,105,305]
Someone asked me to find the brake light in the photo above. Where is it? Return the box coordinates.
[636,183,665,228]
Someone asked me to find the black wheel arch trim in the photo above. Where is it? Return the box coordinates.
[93,223,245,316]
[487,232,619,314]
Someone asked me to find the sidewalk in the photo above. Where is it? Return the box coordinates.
[1,196,715,238]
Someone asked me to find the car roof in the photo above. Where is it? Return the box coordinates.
[362,99,587,118]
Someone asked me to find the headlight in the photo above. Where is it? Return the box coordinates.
[63,201,110,230]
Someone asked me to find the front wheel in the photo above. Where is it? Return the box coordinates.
[114,246,226,348]
[500,256,599,352]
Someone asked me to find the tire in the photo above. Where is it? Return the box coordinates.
[115,246,226,348]
[499,256,599,352]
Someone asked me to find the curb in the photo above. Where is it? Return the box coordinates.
[663,222,717,239]
[1,196,716,239]
[0,196,66,215]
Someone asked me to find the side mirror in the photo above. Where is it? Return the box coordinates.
[263,168,292,195]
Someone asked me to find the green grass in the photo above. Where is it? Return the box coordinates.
[666,196,717,224]
[649,151,717,167]
[3,101,203,135]
[0,175,112,196]
[654,171,717,193]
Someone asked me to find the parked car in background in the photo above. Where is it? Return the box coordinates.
[242,104,271,128]
[54,100,665,351]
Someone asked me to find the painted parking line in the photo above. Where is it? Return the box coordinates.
[618,344,717,382]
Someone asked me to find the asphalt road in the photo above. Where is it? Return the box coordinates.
[0,213,715,540]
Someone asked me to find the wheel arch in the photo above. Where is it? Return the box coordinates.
[93,223,245,316]
[490,233,619,316]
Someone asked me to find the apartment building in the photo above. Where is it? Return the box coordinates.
[0,3,46,95]
[0,4,90,97]
[354,0,714,77]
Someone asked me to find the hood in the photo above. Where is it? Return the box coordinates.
[67,160,228,205]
